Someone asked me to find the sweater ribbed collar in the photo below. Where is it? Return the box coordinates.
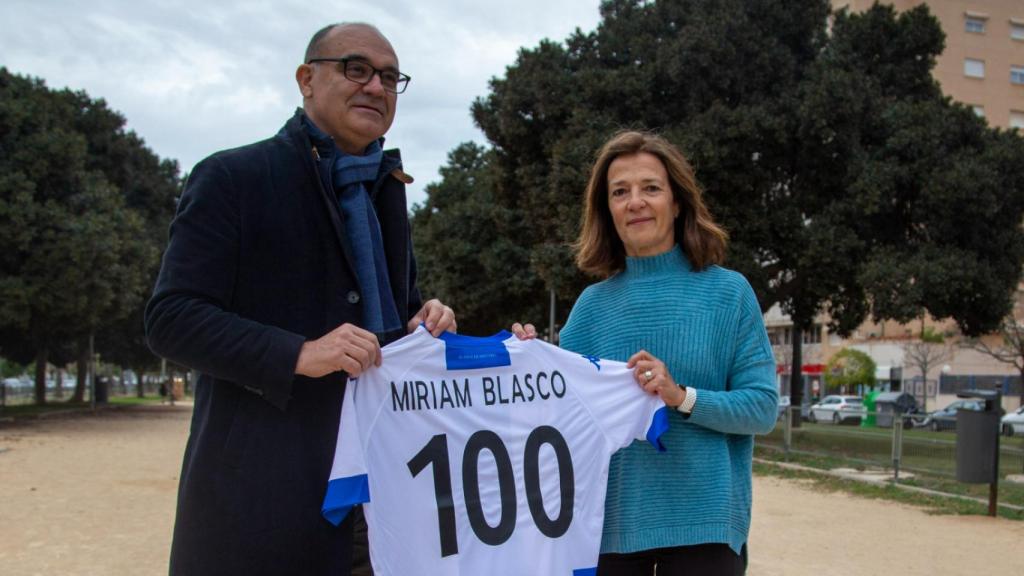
[622,245,692,279]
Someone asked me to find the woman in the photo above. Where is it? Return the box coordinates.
[514,130,776,575]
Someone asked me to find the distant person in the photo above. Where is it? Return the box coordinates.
[514,130,776,575]
[145,22,455,576]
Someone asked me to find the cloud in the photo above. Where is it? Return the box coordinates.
[0,0,602,205]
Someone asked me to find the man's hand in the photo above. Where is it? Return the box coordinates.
[407,299,457,336]
[295,323,381,378]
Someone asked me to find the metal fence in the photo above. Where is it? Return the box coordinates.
[760,408,1024,481]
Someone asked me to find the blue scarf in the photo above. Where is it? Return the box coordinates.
[333,141,402,336]
[302,116,401,337]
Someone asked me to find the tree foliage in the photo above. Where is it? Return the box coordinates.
[411,143,547,335]
[0,68,180,402]
[824,348,877,393]
[412,0,1024,423]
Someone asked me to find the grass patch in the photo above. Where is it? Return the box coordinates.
[752,461,1021,518]
[755,445,1024,520]
[0,401,91,418]
[107,395,165,406]
[761,422,1024,478]
[0,395,166,418]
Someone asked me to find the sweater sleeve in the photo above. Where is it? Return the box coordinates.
[685,279,778,435]
[144,155,305,410]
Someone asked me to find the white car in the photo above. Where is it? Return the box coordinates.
[1002,406,1024,437]
[808,395,866,424]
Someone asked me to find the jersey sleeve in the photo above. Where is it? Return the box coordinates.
[563,350,669,452]
[321,377,371,526]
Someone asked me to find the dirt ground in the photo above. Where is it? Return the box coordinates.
[1,405,1022,576]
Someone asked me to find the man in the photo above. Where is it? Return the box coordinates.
[145,23,455,576]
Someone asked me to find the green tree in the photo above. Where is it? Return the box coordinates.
[824,348,877,394]
[0,68,178,403]
[449,1,1024,428]
[411,143,546,335]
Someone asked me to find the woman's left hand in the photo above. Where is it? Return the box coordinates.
[627,350,686,408]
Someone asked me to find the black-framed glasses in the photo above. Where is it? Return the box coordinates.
[307,57,411,94]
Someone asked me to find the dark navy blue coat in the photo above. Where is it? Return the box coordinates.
[145,110,422,575]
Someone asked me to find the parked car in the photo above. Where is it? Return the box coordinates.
[1002,406,1024,437]
[920,399,985,432]
[808,395,866,424]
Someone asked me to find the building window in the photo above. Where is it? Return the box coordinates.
[972,105,985,118]
[964,58,985,78]
[965,17,986,34]
[1012,66,1024,85]
[1011,110,1024,129]
[1012,21,1024,41]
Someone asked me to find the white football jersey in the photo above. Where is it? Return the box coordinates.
[323,326,668,576]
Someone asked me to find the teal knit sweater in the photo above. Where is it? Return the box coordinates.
[558,246,777,555]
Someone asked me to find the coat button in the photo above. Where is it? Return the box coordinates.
[347,290,361,304]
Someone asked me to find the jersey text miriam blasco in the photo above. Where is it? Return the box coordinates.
[390,371,568,412]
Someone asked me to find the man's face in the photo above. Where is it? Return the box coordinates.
[298,26,399,154]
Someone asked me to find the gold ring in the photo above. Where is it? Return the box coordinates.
[644,370,654,381]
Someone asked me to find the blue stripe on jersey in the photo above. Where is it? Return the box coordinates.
[322,474,370,526]
[646,406,669,452]
[573,568,597,576]
[439,330,513,370]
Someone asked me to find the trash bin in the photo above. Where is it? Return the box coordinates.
[955,389,1001,484]
[873,392,918,428]
[861,390,879,428]
[94,376,109,404]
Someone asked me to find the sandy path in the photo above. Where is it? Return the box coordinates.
[1,405,1022,575]
[0,405,188,576]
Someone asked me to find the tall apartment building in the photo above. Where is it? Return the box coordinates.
[832,0,1024,128]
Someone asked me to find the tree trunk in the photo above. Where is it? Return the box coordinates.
[919,360,929,414]
[34,347,48,405]
[71,336,88,403]
[789,325,804,428]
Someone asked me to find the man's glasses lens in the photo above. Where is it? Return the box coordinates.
[307,58,410,94]
[344,61,402,92]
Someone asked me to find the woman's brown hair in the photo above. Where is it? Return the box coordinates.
[574,130,728,278]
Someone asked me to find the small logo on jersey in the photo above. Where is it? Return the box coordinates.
[582,354,601,371]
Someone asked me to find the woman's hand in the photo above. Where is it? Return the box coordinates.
[627,350,686,408]
[510,322,537,340]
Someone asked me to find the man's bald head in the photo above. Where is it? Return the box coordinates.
[303,23,394,63]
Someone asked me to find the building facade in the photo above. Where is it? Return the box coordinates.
[833,0,1024,128]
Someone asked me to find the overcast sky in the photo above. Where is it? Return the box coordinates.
[0,0,603,207]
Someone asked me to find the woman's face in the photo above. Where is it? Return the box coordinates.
[606,152,679,258]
